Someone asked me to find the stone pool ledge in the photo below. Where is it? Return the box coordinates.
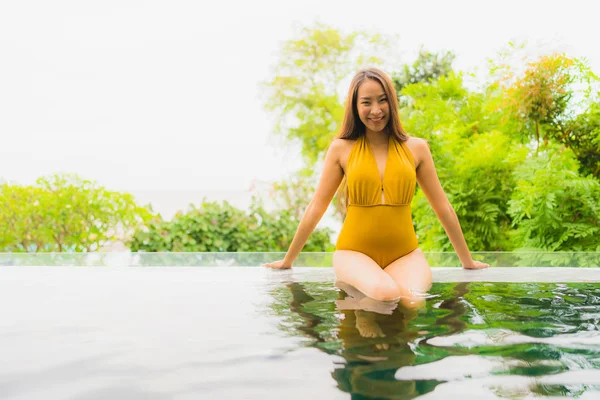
[2,266,599,283]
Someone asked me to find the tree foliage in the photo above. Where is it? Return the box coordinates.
[508,146,600,251]
[412,131,527,251]
[496,53,600,160]
[399,59,599,252]
[501,54,575,146]
[129,198,334,252]
[392,47,455,99]
[0,174,153,252]
[550,102,600,178]
[261,22,390,166]
[261,23,394,220]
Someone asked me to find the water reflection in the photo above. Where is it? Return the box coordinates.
[268,279,600,398]
[279,281,466,398]
[433,281,469,334]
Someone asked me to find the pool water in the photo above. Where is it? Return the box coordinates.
[1,266,600,399]
[280,281,600,399]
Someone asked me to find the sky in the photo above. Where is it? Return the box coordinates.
[1,0,598,219]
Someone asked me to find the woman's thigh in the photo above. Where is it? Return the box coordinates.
[383,248,432,308]
[333,250,401,301]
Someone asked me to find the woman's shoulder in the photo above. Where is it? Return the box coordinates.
[328,138,358,167]
[329,137,358,153]
[405,135,429,148]
[405,135,430,153]
[404,135,430,167]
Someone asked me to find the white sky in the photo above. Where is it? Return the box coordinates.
[1,0,598,218]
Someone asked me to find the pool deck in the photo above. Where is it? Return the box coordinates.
[266,266,600,283]
[1,266,599,282]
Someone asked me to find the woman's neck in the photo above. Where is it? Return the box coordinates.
[365,130,389,146]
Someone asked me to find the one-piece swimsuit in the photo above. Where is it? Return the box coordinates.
[335,134,418,268]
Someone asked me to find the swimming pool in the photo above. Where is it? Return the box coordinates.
[1,253,600,399]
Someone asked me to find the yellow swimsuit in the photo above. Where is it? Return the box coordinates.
[335,134,418,268]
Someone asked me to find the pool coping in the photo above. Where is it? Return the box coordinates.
[2,266,599,283]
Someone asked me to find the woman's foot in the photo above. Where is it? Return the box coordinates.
[355,310,389,350]
[355,310,385,338]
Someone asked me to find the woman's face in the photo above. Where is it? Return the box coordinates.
[356,79,390,134]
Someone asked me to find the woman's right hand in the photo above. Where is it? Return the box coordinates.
[262,260,293,269]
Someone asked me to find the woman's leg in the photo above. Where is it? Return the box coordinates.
[383,248,432,309]
[333,250,401,301]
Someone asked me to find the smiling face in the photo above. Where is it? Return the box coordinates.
[356,78,390,135]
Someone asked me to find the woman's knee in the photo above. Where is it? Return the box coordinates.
[366,280,402,301]
[400,295,426,309]
[333,250,401,301]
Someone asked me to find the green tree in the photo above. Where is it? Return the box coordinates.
[412,131,527,251]
[508,145,600,251]
[495,52,600,177]
[400,57,600,252]
[549,102,600,178]
[0,184,51,251]
[401,73,528,251]
[269,174,317,220]
[498,54,598,147]
[392,47,455,100]
[262,22,391,166]
[508,54,574,147]
[0,174,153,252]
[261,23,394,220]
[129,198,334,252]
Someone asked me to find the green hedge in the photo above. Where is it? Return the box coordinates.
[129,199,334,252]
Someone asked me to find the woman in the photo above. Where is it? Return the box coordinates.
[264,67,488,303]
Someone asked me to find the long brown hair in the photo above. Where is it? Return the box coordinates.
[338,68,409,141]
[336,68,409,213]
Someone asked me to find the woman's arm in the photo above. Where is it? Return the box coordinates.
[264,140,345,269]
[413,138,488,270]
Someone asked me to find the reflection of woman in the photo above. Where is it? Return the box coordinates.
[279,281,475,398]
[285,281,422,398]
[265,68,488,302]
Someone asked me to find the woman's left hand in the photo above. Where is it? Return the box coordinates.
[462,260,489,270]
[262,260,293,269]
